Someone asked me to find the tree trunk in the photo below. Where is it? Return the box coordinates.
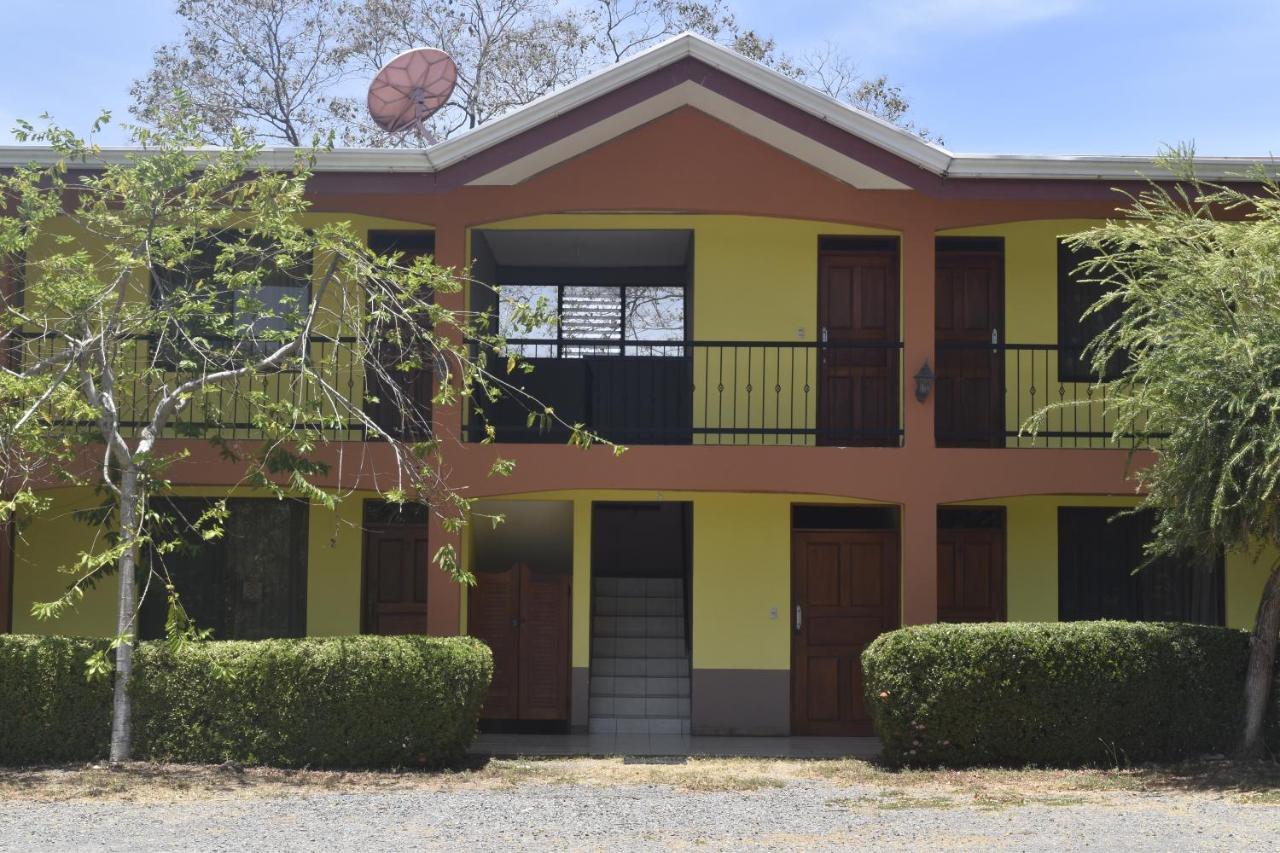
[109,466,142,764]
[1237,560,1280,760]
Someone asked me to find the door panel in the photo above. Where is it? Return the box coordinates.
[936,252,1003,447]
[468,569,520,719]
[792,530,900,736]
[937,525,1006,623]
[468,564,571,721]
[818,251,899,446]
[516,564,571,720]
[363,523,429,635]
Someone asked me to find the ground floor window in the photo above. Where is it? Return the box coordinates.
[1057,507,1223,625]
[140,498,309,640]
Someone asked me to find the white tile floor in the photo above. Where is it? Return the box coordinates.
[470,732,881,759]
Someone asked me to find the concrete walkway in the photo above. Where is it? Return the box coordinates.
[470,732,881,758]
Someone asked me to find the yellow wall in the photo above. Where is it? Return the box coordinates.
[469,488,878,672]
[9,486,376,638]
[960,495,1273,629]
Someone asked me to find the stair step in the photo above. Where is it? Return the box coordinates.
[588,696,691,719]
[589,675,690,698]
[594,596,684,616]
[591,657,690,677]
[593,637,686,658]
[592,615,685,638]
[594,578,684,597]
[589,717,690,735]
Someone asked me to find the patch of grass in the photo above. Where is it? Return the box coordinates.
[2,756,1278,805]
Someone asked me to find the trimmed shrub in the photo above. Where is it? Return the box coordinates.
[0,635,112,764]
[862,621,1274,768]
[131,635,492,768]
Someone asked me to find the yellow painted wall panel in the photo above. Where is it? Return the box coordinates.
[469,489,878,673]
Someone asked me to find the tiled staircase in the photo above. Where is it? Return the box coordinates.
[589,577,691,735]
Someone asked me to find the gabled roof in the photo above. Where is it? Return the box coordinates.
[0,33,1270,186]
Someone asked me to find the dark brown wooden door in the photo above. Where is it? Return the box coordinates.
[936,251,1003,447]
[938,525,1006,623]
[818,251,899,446]
[469,568,521,719]
[362,523,429,635]
[516,564,571,720]
[468,563,571,720]
[792,530,900,736]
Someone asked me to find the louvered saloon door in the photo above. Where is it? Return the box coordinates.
[468,563,571,721]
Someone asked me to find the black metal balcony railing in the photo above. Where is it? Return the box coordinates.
[935,342,1159,449]
[471,339,904,446]
[13,333,408,441]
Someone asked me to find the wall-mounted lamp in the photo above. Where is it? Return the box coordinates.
[913,360,935,403]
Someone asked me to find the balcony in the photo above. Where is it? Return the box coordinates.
[935,342,1157,449]
[15,333,423,442]
[470,339,904,446]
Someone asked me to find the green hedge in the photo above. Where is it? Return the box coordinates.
[0,635,113,764]
[863,621,1276,768]
[0,634,492,768]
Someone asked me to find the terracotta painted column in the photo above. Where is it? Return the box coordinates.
[900,223,936,450]
[899,224,939,625]
[425,219,467,635]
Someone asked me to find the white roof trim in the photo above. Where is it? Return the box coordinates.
[0,33,1271,183]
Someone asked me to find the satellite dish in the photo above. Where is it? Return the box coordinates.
[366,47,458,139]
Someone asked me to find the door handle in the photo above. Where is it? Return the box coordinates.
[795,605,803,632]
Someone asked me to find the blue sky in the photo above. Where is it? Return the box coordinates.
[1,0,1276,155]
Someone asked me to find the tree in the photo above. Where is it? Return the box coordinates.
[1047,151,1280,758]
[130,0,353,146]
[0,108,604,761]
[132,0,940,147]
[344,0,595,143]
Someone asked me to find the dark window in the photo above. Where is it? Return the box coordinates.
[1058,507,1223,625]
[499,284,686,357]
[1057,240,1127,382]
[151,233,312,361]
[792,505,899,531]
[140,498,308,640]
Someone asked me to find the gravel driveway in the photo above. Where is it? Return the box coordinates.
[2,776,1276,852]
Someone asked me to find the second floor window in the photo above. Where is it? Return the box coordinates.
[151,233,312,362]
[499,284,685,357]
[1057,240,1127,382]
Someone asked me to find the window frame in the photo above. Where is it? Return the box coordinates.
[498,281,688,358]
[1057,506,1224,625]
[1056,239,1128,383]
[149,232,314,364]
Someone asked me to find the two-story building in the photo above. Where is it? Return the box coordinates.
[2,34,1272,739]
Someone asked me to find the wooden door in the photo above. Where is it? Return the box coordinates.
[516,564,572,720]
[818,251,899,446]
[468,569,521,719]
[792,530,899,736]
[938,521,1006,623]
[468,564,571,720]
[935,251,1003,447]
[362,523,429,635]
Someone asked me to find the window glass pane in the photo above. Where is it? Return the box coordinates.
[625,286,684,341]
[561,286,622,356]
[498,285,557,357]
[1057,507,1222,625]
